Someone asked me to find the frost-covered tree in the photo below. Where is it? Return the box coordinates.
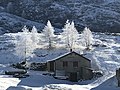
[81,27,93,49]
[61,20,79,50]
[69,21,79,49]
[22,25,29,33]
[31,26,39,47]
[14,26,36,61]
[42,20,55,49]
[61,20,70,48]
[14,34,34,61]
[31,26,38,33]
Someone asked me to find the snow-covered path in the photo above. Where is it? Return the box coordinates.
[89,73,115,88]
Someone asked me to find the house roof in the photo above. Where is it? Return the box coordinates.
[47,51,91,62]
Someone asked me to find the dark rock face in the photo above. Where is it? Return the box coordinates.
[0,0,120,33]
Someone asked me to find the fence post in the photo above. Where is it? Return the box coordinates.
[116,69,120,87]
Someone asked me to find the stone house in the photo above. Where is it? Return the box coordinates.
[47,51,93,82]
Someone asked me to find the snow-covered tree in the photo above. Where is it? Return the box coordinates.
[22,25,29,33]
[31,26,39,47]
[14,34,34,61]
[81,27,93,49]
[14,26,37,61]
[61,20,70,48]
[69,21,79,49]
[42,20,55,49]
[61,20,79,50]
[31,26,38,33]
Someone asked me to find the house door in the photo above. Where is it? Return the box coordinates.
[50,61,54,72]
[69,72,77,82]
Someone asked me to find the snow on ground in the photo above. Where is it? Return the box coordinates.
[0,77,20,90]
[0,65,119,90]
[0,66,20,90]
[0,32,119,90]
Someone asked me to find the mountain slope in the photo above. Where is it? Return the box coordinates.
[1,0,120,32]
[0,12,45,34]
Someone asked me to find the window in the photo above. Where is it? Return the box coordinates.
[63,61,68,67]
[73,61,78,68]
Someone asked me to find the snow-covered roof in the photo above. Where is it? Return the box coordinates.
[47,51,91,62]
[47,52,70,62]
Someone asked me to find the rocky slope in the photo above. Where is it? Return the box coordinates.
[0,0,120,33]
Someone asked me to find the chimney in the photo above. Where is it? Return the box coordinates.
[70,48,72,52]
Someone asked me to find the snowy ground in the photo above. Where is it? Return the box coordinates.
[0,32,119,90]
[0,66,119,90]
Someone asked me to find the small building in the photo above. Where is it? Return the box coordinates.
[116,68,120,87]
[47,51,93,82]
